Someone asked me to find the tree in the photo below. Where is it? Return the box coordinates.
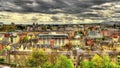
[64,42,73,50]
[27,50,74,68]
[91,54,103,68]
[27,49,48,67]
[81,59,95,68]
[91,54,119,68]
[20,36,30,43]
[0,25,17,32]
[79,54,119,68]
[101,54,119,68]
[54,55,74,68]
[48,53,58,65]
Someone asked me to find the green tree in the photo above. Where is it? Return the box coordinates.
[43,61,53,68]
[27,50,74,68]
[54,55,74,68]
[81,60,95,68]
[91,54,103,68]
[91,54,119,68]
[101,54,119,68]
[27,49,48,67]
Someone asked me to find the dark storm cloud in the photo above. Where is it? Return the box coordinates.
[0,0,118,13]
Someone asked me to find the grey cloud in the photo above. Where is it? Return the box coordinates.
[0,0,118,13]
[1,0,120,23]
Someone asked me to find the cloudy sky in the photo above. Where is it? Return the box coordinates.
[0,0,120,24]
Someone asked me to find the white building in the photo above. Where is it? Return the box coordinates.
[38,34,69,46]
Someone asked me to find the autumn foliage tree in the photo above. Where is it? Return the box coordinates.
[64,42,73,50]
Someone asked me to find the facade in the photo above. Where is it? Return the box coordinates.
[38,34,69,46]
